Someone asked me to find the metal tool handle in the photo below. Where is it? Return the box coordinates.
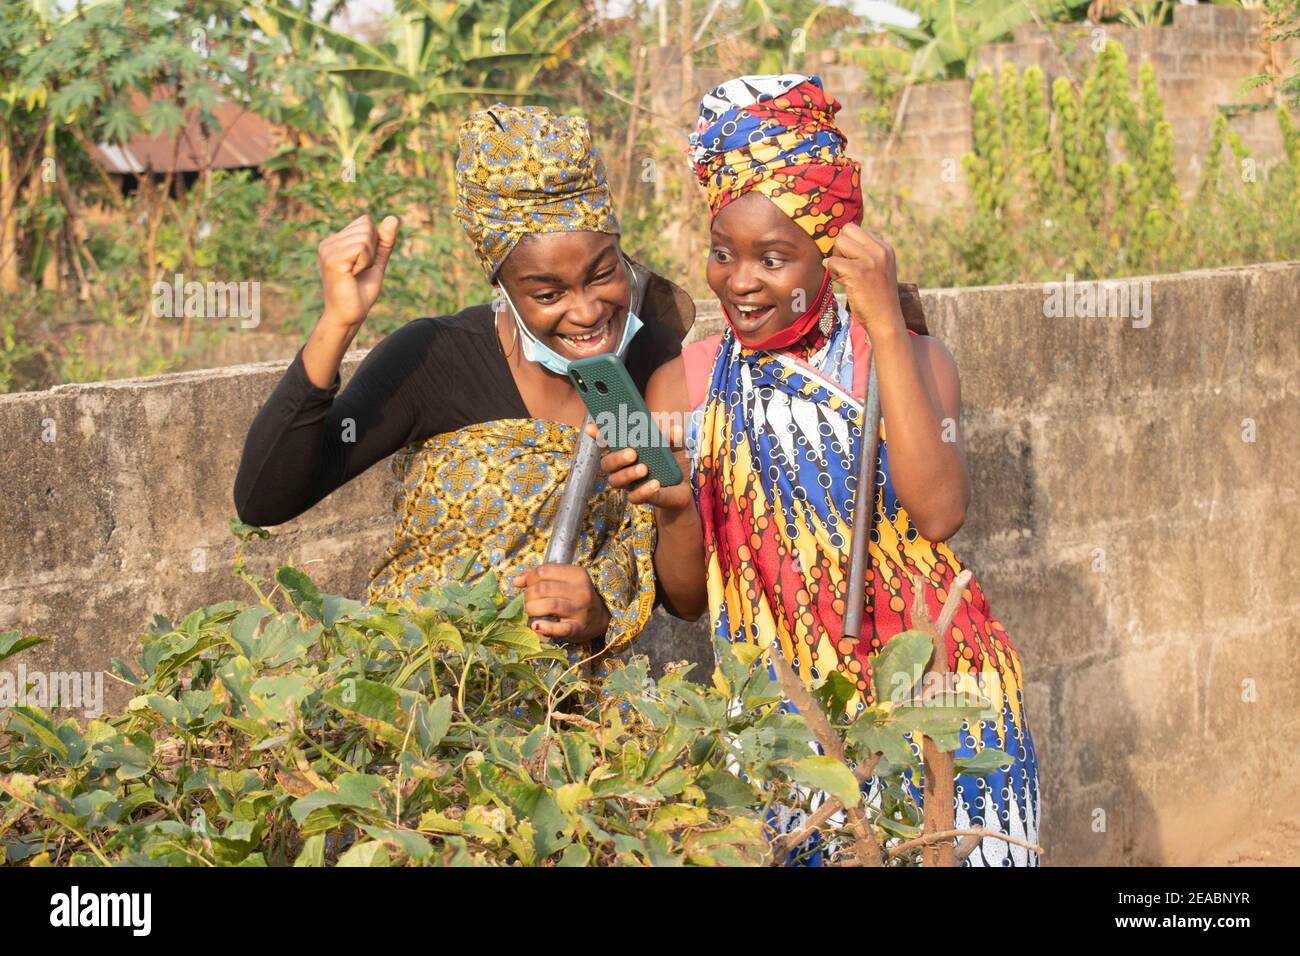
[543,418,602,565]
[842,359,881,641]
[529,325,636,632]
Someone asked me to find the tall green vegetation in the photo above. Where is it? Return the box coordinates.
[0,524,1019,867]
[879,40,1300,286]
[0,0,604,392]
[2,3,1300,392]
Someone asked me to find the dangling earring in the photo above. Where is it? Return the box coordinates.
[818,290,837,336]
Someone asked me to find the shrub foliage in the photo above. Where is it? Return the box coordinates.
[0,523,1011,867]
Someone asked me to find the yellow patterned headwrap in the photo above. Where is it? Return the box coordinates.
[454,104,620,280]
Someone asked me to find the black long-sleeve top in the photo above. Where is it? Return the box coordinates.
[233,303,684,527]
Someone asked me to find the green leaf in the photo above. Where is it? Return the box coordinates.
[558,842,590,867]
[249,675,311,723]
[96,100,140,143]
[420,619,464,652]
[711,635,750,694]
[210,819,265,864]
[8,708,69,761]
[884,704,984,752]
[650,804,710,832]
[128,694,185,726]
[227,518,269,540]
[216,656,263,720]
[606,657,651,700]
[811,670,859,716]
[653,766,690,797]
[482,623,540,654]
[417,810,462,835]
[54,723,89,766]
[361,825,434,863]
[229,607,272,657]
[254,615,318,667]
[414,695,451,753]
[0,631,46,662]
[643,723,691,780]
[953,747,1013,776]
[110,657,142,686]
[554,782,592,818]
[142,98,186,136]
[335,774,386,809]
[276,566,324,621]
[791,755,860,807]
[90,735,152,779]
[847,723,920,776]
[321,594,365,628]
[337,841,391,867]
[479,767,571,861]
[562,735,594,782]
[697,770,757,808]
[870,630,936,703]
[498,592,524,620]
[289,773,385,824]
[323,678,409,746]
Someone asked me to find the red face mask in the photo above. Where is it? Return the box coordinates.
[724,269,834,350]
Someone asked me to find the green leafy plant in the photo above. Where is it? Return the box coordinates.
[0,522,1027,867]
[887,40,1300,286]
[886,0,1056,80]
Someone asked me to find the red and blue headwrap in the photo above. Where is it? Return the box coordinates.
[688,73,863,256]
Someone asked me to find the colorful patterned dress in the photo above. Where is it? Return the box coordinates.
[365,417,657,656]
[682,305,1042,866]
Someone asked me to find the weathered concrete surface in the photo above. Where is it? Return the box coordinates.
[2,261,1299,866]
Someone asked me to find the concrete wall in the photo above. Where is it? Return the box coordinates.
[3,261,1299,865]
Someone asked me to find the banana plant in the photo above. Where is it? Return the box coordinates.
[736,0,854,75]
[885,0,1056,80]
[1115,0,1175,27]
[255,0,595,184]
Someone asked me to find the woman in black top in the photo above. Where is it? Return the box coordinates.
[233,104,693,651]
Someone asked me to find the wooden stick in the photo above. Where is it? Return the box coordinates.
[954,833,983,863]
[887,827,1043,860]
[768,649,883,866]
[909,572,957,866]
[617,43,645,217]
[776,751,882,857]
[935,569,973,639]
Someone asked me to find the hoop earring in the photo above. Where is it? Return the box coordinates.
[621,252,641,315]
[496,305,519,360]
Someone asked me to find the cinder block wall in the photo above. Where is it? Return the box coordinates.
[2,261,1298,865]
[658,6,1300,212]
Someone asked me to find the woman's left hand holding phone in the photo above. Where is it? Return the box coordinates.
[586,418,692,511]
[589,359,708,622]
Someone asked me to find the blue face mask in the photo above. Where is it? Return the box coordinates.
[496,254,644,375]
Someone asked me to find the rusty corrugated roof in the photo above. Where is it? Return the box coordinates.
[91,90,276,174]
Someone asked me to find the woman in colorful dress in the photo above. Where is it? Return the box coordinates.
[598,74,1041,865]
[234,104,693,657]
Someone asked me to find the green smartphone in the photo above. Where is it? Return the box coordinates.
[567,354,684,490]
